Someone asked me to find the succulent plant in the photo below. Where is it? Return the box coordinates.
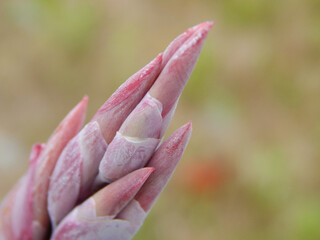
[0,21,213,240]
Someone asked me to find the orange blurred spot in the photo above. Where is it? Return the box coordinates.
[182,161,228,195]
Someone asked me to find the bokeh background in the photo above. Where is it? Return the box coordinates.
[1,0,320,239]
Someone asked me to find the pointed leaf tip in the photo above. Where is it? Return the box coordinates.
[193,21,214,31]
[184,121,192,131]
[91,54,163,143]
[162,21,213,67]
[128,123,192,212]
[94,167,154,218]
[149,22,212,117]
[82,94,89,103]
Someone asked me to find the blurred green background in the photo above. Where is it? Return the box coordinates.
[1,0,320,239]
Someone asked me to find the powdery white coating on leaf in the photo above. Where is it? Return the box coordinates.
[93,168,154,218]
[159,97,179,138]
[97,94,162,184]
[121,122,192,214]
[51,168,154,240]
[78,122,107,201]
[48,139,81,229]
[76,198,101,221]
[52,214,135,240]
[117,199,146,229]
[91,54,163,144]
[119,93,163,139]
[98,133,159,182]
[48,121,107,227]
